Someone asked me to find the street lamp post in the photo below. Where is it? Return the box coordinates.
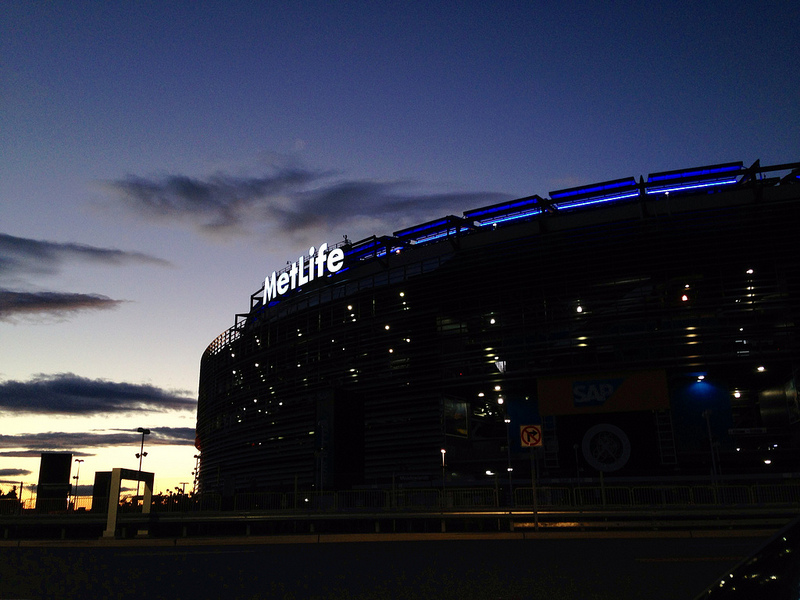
[192,454,201,495]
[486,470,500,507]
[702,410,718,486]
[504,418,513,506]
[72,459,84,509]
[440,448,447,503]
[135,427,150,505]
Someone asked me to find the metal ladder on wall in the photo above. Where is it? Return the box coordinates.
[542,415,560,469]
[655,409,678,465]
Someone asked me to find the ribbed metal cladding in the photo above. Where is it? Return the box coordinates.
[197,170,800,494]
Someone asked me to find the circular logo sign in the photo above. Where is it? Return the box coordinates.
[581,423,631,472]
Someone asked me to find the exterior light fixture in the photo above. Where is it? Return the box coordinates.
[135,427,150,504]
[72,459,84,507]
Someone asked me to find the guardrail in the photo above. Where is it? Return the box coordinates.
[6,482,800,517]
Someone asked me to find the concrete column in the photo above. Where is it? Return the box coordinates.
[103,468,123,538]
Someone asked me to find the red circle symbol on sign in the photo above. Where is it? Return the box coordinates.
[520,425,543,447]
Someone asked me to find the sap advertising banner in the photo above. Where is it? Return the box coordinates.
[537,370,669,416]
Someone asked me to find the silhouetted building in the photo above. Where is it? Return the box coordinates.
[36,452,72,511]
[196,160,800,495]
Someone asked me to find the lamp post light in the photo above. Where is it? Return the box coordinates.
[72,459,84,509]
[486,470,500,507]
[192,454,201,495]
[135,427,150,505]
[702,410,718,486]
[440,448,447,502]
[504,418,513,506]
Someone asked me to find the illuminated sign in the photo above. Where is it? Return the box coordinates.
[538,370,669,415]
[263,243,345,304]
[573,379,625,407]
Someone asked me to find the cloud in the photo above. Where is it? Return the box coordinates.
[0,373,196,415]
[0,428,196,452]
[0,290,124,321]
[0,449,93,458]
[0,468,31,477]
[0,233,171,321]
[104,166,510,240]
[0,233,170,279]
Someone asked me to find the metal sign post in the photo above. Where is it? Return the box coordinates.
[520,425,543,531]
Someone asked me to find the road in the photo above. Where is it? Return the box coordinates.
[0,532,767,599]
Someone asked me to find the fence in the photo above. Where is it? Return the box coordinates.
[7,482,800,516]
[516,482,800,509]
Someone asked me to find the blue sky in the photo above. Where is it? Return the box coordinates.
[1,1,797,497]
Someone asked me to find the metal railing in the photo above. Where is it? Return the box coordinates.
[6,482,800,516]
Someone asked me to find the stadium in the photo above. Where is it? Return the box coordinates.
[195,159,799,497]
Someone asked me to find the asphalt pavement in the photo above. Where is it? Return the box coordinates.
[0,531,768,600]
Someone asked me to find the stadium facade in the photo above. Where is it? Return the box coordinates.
[196,160,800,495]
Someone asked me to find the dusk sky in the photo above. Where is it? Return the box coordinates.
[2,1,797,498]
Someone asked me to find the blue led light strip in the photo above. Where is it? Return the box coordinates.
[550,179,637,200]
[553,191,640,210]
[477,208,542,226]
[645,178,738,195]
[412,227,471,244]
[395,218,451,238]
[648,165,741,183]
[465,198,540,219]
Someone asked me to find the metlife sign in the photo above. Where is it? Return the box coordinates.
[263,243,345,304]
